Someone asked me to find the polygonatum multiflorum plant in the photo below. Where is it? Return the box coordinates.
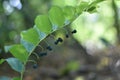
[0,0,104,80]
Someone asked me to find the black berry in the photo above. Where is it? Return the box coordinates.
[38,52,47,57]
[71,29,77,34]
[54,41,58,45]
[66,34,69,38]
[54,37,63,45]
[58,38,63,42]
[33,64,38,69]
[46,46,52,51]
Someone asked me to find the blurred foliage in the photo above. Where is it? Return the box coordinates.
[0,0,51,50]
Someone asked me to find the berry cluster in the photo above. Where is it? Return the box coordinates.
[54,37,63,45]
[38,52,47,57]
[32,29,77,69]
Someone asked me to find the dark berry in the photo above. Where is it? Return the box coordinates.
[54,41,58,45]
[54,38,63,45]
[33,64,38,69]
[66,34,69,38]
[71,29,77,34]
[38,52,47,57]
[46,46,52,51]
[58,38,63,42]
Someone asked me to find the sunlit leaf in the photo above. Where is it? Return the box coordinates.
[48,6,65,30]
[6,58,24,73]
[35,15,52,33]
[9,44,29,62]
[76,2,89,14]
[21,28,40,46]
[34,25,46,40]
[63,6,76,23]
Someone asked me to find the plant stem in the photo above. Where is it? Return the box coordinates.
[20,67,25,80]
[20,62,26,80]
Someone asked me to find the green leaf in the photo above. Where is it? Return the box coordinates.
[20,39,35,53]
[48,6,65,30]
[35,15,52,34]
[12,77,21,80]
[87,6,96,11]
[20,26,47,53]
[63,6,76,23]
[9,44,29,62]
[0,59,5,64]
[87,6,97,13]
[88,0,104,8]
[6,58,24,73]
[21,28,40,46]
[86,0,104,13]
[34,25,46,40]
[76,2,89,14]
